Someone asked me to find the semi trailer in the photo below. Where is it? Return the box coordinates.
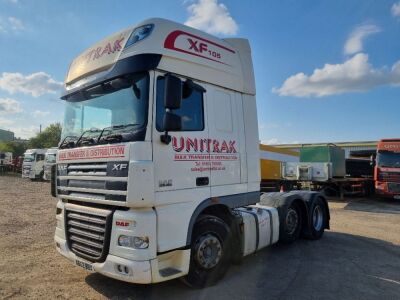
[259,144,300,191]
[52,18,330,287]
[282,145,374,198]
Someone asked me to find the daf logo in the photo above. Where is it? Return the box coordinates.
[112,163,128,171]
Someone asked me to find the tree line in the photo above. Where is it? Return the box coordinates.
[0,123,61,157]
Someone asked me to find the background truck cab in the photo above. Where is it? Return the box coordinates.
[22,149,47,180]
[43,148,58,181]
[374,139,400,199]
[0,152,12,172]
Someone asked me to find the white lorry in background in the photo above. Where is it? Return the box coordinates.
[43,148,58,181]
[22,149,46,180]
[0,152,13,171]
[52,18,330,287]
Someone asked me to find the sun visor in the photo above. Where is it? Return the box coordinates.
[65,28,133,85]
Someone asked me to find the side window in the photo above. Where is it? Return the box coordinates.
[36,154,45,161]
[156,76,204,131]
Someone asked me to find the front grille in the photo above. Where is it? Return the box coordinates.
[57,161,128,204]
[378,172,400,183]
[388,183,400,193]
[65,207,113,262]
[23,166,31,176]
[67,163,107,176]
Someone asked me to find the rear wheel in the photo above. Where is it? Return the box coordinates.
[280,202,302,243]
[182,215,232,288]
[308,197,327,240]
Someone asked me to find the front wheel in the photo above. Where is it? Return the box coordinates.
[181,215,232,288]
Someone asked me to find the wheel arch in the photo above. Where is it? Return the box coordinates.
[186,202,233,245]
[260,191,330,232]
[186,192,259,245]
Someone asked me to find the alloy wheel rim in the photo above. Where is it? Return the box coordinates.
[194,234,223,269]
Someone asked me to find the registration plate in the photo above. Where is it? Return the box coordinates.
[75,259,94,272]
[394,195,400,200]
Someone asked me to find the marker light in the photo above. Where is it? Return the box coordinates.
[125,24,154,48]
[118,235,149,249]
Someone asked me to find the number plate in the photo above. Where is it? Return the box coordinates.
[394,195,400,199]
[75,259,94,272]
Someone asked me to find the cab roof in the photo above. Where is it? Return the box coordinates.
[65,18,255,96]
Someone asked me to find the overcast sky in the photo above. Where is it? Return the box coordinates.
[0,0,399,143]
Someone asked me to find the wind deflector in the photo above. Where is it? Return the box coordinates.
[61,54,162,100]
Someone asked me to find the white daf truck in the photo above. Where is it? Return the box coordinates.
[53,18,330,287]
[0,151,12,169]
[43,148,58,181]
[22,149,46,180]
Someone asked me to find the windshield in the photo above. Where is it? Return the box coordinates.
[61,72,149,147]
[24,154,35,162]
[377,152,400,168]
[45,154,56,163]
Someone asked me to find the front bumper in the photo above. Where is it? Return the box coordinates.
[55,236,190,284]
[55,236,152,283]
[43,170,52,181]
[375,181,400,198]
[22,168,31,178]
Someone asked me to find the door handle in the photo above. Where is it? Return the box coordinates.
[196,177,209,186]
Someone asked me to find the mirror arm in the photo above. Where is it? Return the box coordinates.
[184,79,206,93]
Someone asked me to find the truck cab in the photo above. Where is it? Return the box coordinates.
[0,152,12,171]
[374,139,400,199]
[22,149,47,180]
[53,18,329,287]
[43,148,58,181]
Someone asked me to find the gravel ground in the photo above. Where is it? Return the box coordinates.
[0,175,399,299]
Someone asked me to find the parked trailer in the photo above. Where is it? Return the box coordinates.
[282,145,374,198]
[52,18,330,287]
[259,144,300,192]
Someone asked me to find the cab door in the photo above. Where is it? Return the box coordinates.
[152,72,210,194]
[206,86,242,194]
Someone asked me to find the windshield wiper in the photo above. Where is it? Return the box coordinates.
[75,129,102,147]
[97,123,140,142]
[59,135,78,149]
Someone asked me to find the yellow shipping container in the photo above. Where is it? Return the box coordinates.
[259,144,299,180]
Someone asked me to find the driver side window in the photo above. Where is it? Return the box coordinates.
[156,76,204,132]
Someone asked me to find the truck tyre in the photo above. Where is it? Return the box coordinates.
[182,215,232,288]
[280,202,302,244]
[307,197,327,240]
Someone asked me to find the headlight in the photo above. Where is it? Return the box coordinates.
[118,235,149,249]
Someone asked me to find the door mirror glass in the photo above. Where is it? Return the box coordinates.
[370,155,376,167]
[164,74,182,109]
[163,111,182,132]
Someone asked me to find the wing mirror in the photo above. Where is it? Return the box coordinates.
[160,75,206,144]
[164,74,182,109]
[370,155,376,167]
[161,74,182,144]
